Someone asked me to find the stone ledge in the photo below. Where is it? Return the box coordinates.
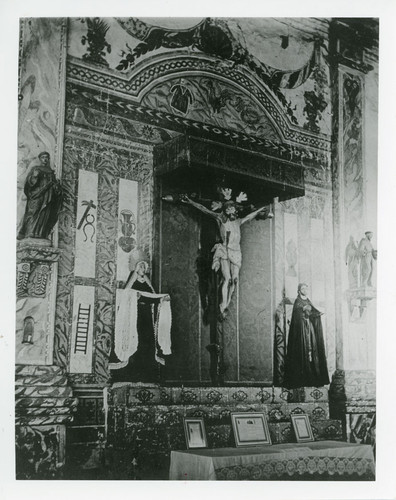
[17,242,60,263]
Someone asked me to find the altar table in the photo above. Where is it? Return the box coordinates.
[169,441,375,480]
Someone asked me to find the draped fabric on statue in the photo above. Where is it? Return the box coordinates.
[111,288,139,369]
[109,280,172,382]
[284,295,329,389]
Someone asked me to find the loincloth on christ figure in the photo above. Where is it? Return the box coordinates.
[211,243,242,269]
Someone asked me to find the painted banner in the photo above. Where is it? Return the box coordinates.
[283,212,299,299]
[69,285,95,373]
[311,218,325,303]
[116,178,139,282]
[74,169,98,278]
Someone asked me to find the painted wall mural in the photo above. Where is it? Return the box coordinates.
[18,18,67,232]
[113,17,328,127]
[66,75,331,171]
[338,70,376,371]
[74,170,98,278]
[67,103,176,145]
[342,72,364,241]
[67,17,335,140]
[302,64,330,134]
[142,76,281,141]
[55,121,154,383]
[116,179,139,281]
[69,285,95,374]
[275,190,336,382]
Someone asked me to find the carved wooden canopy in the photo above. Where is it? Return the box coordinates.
[154,135,305,202]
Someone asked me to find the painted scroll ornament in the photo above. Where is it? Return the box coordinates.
[17,262,31,295]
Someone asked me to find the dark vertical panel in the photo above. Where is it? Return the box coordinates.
[239,218,273,383]
[222,289,239,383]
[198,216,217,383]
[199,308,211,382]
[160,184,201,383]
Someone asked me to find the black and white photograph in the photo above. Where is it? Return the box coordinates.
[1,0,396,498]
[231,412,271,447]
[183,418,208,449]
[291,414,315,443]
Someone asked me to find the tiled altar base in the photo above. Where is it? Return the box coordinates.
[102,383,343,480]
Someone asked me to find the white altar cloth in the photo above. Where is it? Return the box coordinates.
[169,441,375,480]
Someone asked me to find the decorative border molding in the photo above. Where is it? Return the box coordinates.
[65,125,154,155]
[67,54,331,152]
[17,244,61,263]
[67,82,330,170]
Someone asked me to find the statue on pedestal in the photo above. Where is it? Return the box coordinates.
[358,231,377,287]
[17,152,63,242]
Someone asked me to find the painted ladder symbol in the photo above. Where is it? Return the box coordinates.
[74,304,91,354]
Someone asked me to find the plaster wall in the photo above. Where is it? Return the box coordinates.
[16,18,67,365]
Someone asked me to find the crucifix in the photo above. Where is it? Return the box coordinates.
[181,188,273,320]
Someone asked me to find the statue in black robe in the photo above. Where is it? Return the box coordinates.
[284,283,330,389]
[17,152,63,241]
[111,278,160,383]
[110,259,171,383]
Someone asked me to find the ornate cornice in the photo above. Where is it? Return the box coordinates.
[17,243,61,263]
[67,81,330,171]
[67,54,331,153]
[66,125,154,155]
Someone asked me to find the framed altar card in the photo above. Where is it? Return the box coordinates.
[183,418,208,449]
[291,414,315,443]
[231,412,272,447]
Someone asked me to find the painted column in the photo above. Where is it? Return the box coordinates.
[329,22,377,433]
[16,18,78,479]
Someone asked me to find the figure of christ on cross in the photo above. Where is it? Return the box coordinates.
[181,194,270,319]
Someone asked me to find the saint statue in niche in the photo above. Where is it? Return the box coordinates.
[284,283,330,389]
[181,188,272,319]
[358,231,377,287]
[109,249,172,383]
[17,152,63,241]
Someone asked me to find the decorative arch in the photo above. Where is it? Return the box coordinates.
[67,51,331,163]
[140,71,282,142]
[111,51,309,144]
[71,16,331,152]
